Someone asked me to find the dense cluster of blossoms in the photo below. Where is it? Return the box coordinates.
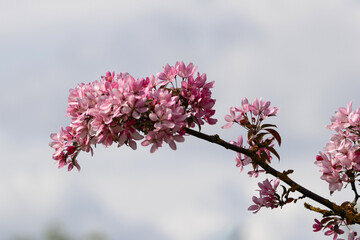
[314,102,360,239]
[50,61,360,240]
[316,101,360,193]
[49,61,217,171]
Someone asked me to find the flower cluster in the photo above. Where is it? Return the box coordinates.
[222,97,280,176]
[248,178,281,213]
[222,97,279,129]
[313,217,360,240]
[49,61,217,171]
[316,102,360,193]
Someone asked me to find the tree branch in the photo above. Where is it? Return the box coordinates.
[185,128,360,224]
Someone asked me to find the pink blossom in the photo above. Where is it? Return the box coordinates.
[149,104,176,130]
[248,178,280,213]
[324,225,344,240]
[175,61,197,78]
[234,97,251,114]
[157,64,177,86]
[230,136,252,172]
[316,102,360,192]
[51,63,217,170]
[328,101,360,131]
[222,107,244,129]
[345,231,360,240]
[249,97,279,119]
[122,95,147,119]
[102,71,115,82]
[141,131,164,153]
[248,196,265,213]
[312,219,322,232]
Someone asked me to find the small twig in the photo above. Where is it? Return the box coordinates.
[350,180,359,205]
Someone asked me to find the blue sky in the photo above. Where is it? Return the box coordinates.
[1,0,360,239]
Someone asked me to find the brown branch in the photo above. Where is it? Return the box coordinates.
[350,180,360,205]
[347,171,360,205]
[185,128,360,224]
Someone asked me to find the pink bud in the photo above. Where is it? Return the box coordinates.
[66,146,76,155]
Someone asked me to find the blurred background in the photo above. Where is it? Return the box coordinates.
[1,0,360,239]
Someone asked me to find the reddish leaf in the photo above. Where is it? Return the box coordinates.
[263,128,281,146]
[267,146,280,161]
[260,123,277,129]
[248,130,253,142]
[321,217,332,225]
[254,132,267,143]
[324,220,337,230]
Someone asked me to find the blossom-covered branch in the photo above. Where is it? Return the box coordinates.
[50,61,360,240]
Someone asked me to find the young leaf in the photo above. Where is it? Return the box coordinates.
[267,146,280,161]
[248,130,253,142]
[260,123,277,129]
[254,132,268,143]
[320,217,333,225]
[263,128,281,146]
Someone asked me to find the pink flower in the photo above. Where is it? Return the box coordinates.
[122,95,148,119]
[346,230,360,240]
[102,71,115,82]
[248,178,280,213]
[175,61,197,78]
[157,64,177,86]
[149,105,176,130]
[248,196,265,213]
[222,107,244,129]
[316,104,360,193]
[230,136,252,172]
[327,101,360,131]
[51,62,217,170]
[324,225,344,240]
[141,131,163,153]
[249,97,279,119]
[234,97,251,114]
[312,219,322,232]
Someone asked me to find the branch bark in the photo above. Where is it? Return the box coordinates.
[185,128,360,224]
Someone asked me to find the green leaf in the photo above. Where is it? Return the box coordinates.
[263,128,281,146]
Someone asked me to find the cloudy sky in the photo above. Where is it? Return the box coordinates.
[1,0,360,239]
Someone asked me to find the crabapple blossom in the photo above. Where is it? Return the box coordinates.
[343,230,360,240]
[175,61,197,79]
[312,217,360,240]
[230,136,252,173]
[248,178,281,213]
[157,64,177,86]
[316,102,360,193]
[313,101,360,240]
[50,61,216,171]
[222,97,280,176]
[51,62,360,240]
